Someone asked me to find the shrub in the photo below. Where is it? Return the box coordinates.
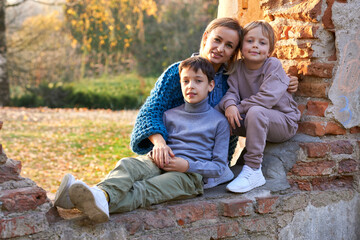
[10,74,157,110]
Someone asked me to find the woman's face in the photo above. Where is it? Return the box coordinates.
[201,26,240,72]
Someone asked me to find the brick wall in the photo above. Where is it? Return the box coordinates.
[0,0,359,239]
[258,0,360,192]
[0,122,51,239]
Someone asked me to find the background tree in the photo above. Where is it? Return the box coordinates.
[131,0,217,76]
[0,1,10,106]
[64,0,157,77]
[6,11,79,90]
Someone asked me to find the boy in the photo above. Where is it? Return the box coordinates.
[54,56,231,223]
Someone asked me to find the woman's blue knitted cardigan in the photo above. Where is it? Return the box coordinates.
[130,62,238,161]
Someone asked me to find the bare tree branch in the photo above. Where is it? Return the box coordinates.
[6,0,81,8]
[5,0,28,8]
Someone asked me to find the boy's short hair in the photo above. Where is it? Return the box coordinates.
[179,56,215,83]
[242,20,276,56]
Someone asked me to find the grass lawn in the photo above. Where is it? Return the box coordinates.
[0,107,139,194]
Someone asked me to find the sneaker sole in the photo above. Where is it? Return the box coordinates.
[54,174,74,208]
[69,183,109,223]
[226,177,266,193]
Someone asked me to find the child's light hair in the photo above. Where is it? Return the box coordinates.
[242,20,276,56]
[199,17,243,75]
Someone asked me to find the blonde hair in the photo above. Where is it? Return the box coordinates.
[241,20,276,56]
[199,17,242,74]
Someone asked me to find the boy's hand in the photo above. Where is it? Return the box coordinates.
[287,75,299,93]
[162,157,189,173]
[148,134,175,168]
[151,143,175,168]
[225,105,242,130]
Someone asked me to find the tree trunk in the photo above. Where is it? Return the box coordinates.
[0,1,9,106]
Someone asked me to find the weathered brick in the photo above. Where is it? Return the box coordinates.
[350,126,360,134]
[278,25,319,40]
[297,121,326,136]
[339,159,358,174]
[330,140,353,154]
[272,0,323,22]
[0,213,48,239]
[255,196,279,214]
[282,63,299,76]
[290,161,336,176]
[169,201,217,225]
[143,209,175,230]
[300,142,329,158]
[281,193,308,212]
[298,121,347,136]
[217,222,240,239]
[242,216,276,233]
[312,176,354,190]
[290,179,312,191]
[273,43,313,59]
[298,104,306,115]
[0,186,47,213]
[221,198,253,217]
[297,81,329,98]
[0,159,22,183]
[325,122,346,135]
[305,100,329,117]
[299,62,334,78]
[113,213,143,235]
[322,0,335,29]
[183,225,218,240]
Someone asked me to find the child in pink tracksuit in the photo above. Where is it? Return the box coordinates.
[218,20,301,193]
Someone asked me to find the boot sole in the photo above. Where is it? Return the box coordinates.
[54,174,74,209]
[69,183,109,223]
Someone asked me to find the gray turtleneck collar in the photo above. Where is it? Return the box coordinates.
[183,97,210,113]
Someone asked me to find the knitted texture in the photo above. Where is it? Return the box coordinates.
[131,62,183,154]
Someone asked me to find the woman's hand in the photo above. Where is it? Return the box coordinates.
[148,134,174,168]
[225,105,242,130]
[162,157,189,173]
[287,75,299,93]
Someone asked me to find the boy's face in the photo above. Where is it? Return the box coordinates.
[241,26,271,69]
[180,67,215,104]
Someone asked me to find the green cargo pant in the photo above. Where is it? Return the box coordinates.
[97,156,204,213]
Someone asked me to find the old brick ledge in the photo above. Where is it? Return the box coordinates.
[4,164,358,240]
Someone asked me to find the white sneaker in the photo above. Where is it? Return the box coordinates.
[226,165,266,193]
[69,181,110,223]
[204,166,234,189]
[54,173,76,209]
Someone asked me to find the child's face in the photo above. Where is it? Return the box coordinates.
[180,67,215,104]
[201,26,239,72]
[241,26,271,69]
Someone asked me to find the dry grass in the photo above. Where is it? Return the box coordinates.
[0,107,139,194]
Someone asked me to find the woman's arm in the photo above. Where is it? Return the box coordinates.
[130,62,184,155]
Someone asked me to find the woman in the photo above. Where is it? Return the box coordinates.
[130,17,298,169]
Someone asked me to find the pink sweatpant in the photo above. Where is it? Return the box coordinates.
[232,106,298,168]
